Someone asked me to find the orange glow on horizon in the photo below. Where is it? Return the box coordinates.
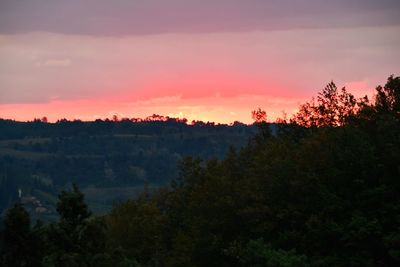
[0,91,305,124]
[0,75,376,124]
[0,71,311,124]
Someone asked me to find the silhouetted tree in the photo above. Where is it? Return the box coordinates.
[291,82,360,127]
[252,108,267,123]
[252,108,271,140]
[375,75,400,115]
[1,203,42,266]
[57,184,91,230]
[43,184,95,266]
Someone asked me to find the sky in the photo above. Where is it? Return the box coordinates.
[0,0,399,123]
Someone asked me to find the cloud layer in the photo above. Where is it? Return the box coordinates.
[1,0,399,35]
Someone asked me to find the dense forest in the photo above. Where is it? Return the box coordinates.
[0,118,256,219]
[1,75,399,266]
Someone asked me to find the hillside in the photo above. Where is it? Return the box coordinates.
[0,119,257,219]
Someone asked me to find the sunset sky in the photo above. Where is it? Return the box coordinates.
[1,0,399,123]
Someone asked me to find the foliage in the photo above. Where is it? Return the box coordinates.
[291,82,360,127]
[226,238,309,267]
[252,108,267,123]
[0,119,256,216]
[1,203,42,266]
[57,184,91,229]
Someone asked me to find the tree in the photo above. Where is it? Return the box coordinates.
[43,184,94,265]
[375,75,400,116]
[226,239,309,267]
[252,108,267,123]
[106,196,165,266]
[251,108,271,140]
[291,82,359,127]
[57,184,91,230]
[1,203,42,267]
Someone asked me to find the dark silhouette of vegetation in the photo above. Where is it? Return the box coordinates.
[252,108,267,123]
[1,203,43,266]
[0,119,256,217]
[1,75,399,266]
[291,81,360,127]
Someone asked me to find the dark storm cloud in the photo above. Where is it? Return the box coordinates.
[0,0,399,35]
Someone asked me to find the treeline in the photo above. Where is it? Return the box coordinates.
[0,119,256,216]
[0,116,248,140]
[1,75,399,266]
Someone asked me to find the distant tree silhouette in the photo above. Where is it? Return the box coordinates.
[251,108,271,140]
[375,75,400,115]
[146,114,167,122]
[252,108,267,123]
[291,82,361,127]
